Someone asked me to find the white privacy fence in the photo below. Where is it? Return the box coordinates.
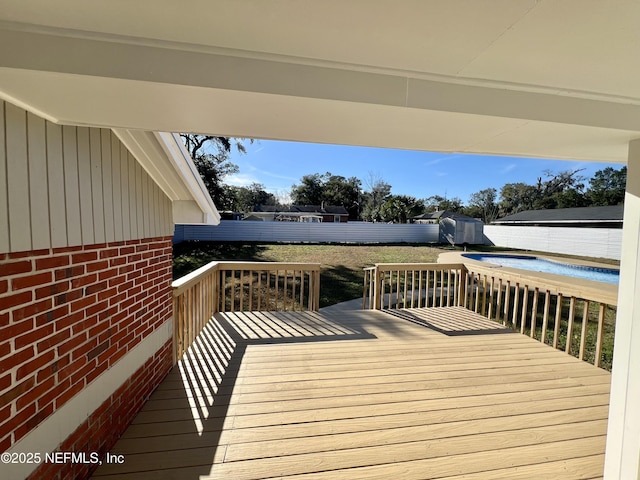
[174,221,440,244]
[483,225,622,260]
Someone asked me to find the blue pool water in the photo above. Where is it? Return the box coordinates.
[462,254,619,284]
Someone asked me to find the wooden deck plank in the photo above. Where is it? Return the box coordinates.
[92,307,610,479]
[120,394,609,441]
[112,405,608,456]
[436,455,606,479]
[155,357,606,393]
[138,375,610,417]
[201,436,606,480]
[149,366,607,401]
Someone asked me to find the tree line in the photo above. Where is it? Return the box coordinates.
[182,135,626,224]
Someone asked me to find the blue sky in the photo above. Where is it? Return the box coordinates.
[226,139,621,204]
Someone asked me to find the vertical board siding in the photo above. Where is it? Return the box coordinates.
[5,103,31,249]
[111,133,123,242]
[27,113,51,250]
[63,125,82,246]
[143,174,150,238]
[135,162,144,239]
[101,129,114,243]
[77,127,94,245]
[90,128,105,244]
[484,225,622,260]
[0,102,9,252]
[0,102,173,254]
[128,152,138,239]
[120,144,131,240]
[46,123,67,248]
[174,221,440,244]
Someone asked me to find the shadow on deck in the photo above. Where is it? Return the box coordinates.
[92,307,610,480]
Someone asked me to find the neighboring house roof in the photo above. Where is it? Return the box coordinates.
[494,205,624,225]
[255,205,349,215]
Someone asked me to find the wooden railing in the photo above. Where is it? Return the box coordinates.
[172,261,321,361]
[364,262,617,369]
[363,263,467,310]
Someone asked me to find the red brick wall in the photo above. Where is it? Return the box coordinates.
[28,339,173,480]
[0,237,173,459]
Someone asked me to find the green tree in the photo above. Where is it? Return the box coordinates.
[180,134,250,207]
[290,173,362,219]
[290,173,326,205]
[586,166,627,206]
[226,183,277,212]
[466,188,499,223]
[552,188,588,208]
[361,175,392,222]
[498,169,586,216]
[424,195,463,213]
[498,182,537,216]
[379,195,425,223]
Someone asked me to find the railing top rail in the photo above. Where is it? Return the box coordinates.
[215,261,321,272]
[369,262,467,272]
[173,261,321,297]
[172,261,220,296]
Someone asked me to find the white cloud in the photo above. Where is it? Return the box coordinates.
[425,154,461,166]
[501,163,517,174]
[224,173,260,186]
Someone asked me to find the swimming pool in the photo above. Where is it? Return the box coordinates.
[462,254,620,284]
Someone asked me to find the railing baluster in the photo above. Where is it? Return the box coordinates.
[479,274,486,315]
[579,300,590,361]
[313,268,320,310]
[473,271,479,311]
[530,287,539,338]
[463,270,470,309]
[412,270,417,308]
[494,279,502,323]
[512,284,520,328]
[453,269,459,306]
[362,270,368,309]
[238,270,244,312]
[520,285,529,334]
[503,281,511,326]
[541,290,550,344]
[566,296,577,354]
[595,303,606,368]
[553,293,563,349]
[487,276,494,319]
[396,270,400,309]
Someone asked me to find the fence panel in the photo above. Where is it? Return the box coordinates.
[174,221,439,244]
[484,225,622,260]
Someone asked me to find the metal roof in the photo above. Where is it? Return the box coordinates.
[494,205,624,224]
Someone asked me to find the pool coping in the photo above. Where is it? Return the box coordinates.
[438,251,619,306]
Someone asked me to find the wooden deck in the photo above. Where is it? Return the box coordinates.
[91,306,611,479]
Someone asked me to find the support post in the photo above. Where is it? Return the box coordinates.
[605,138,640,479]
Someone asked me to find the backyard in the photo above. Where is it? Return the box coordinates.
[173,241,618,370]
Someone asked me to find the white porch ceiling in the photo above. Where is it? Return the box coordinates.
[0,0,639,162]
